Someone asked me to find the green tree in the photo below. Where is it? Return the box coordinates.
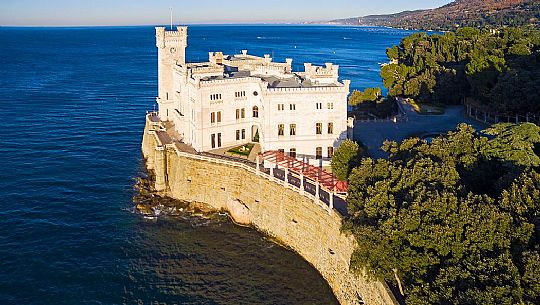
[331,139,362,180]
[345,124,540,305]
[379,27,540,114]
[349,87,382,106]
[386,45,399,61]
[484,123,540,167]
[522,251,540,305]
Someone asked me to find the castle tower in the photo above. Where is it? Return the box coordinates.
[155,26,188,121]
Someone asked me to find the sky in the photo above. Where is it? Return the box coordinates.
[0,0,452,26]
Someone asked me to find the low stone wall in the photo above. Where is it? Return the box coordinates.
[141,116,398,305]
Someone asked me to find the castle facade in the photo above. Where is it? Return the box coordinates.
[155,26,350,165]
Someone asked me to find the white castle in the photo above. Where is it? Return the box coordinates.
[155,26,350,165]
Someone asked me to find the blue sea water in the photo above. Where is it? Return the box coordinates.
[0,25,414,304]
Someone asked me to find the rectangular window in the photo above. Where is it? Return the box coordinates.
[211,112,216,124]
[217,111,222,123]
[328,122,334,134]
[210,94,222,101]
[316,123,323,135]
[290,104,296,110]
[278,124,285,136]
[236,109,240,120]
[327,102,334,109]
[278,104,285,111]
[289,148,297,158]
[235,91,246,99]
[290,124,296,136]
[241,108,245,119]
[278,149,285,154]
[236,130,240,141]
[328,147,334,158]
[316,102,323,110]
[211,134,216,149]
[217,133,222,148]
[316,147,323,160]
[241,129,246,140]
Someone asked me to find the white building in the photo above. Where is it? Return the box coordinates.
[155,26,350,165]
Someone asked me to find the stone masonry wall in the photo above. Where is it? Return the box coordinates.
[141,118,398,305]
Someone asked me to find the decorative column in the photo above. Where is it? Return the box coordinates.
[315,181,320,205]
[256,155,260,176]
[284,168,289,187]
[300,174,305,195]
[329,193,334,214]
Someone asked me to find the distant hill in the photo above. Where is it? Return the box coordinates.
[328,0,540,30]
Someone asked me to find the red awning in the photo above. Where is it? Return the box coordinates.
[260,151,347,193]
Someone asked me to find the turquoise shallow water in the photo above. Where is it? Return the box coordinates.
[0,25,414,304]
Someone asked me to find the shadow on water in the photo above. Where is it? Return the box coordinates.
[123,212,339,305]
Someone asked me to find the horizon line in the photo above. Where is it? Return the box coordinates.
[0,21,357,28]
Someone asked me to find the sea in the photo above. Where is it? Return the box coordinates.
[0,25,415,305]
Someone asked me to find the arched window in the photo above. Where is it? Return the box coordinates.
[253,106,259,118]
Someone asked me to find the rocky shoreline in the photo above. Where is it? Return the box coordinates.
[133,174,218,218]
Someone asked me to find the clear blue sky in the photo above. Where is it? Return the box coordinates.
[1,0,452,26]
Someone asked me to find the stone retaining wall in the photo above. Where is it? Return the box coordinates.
[141,116,398,305]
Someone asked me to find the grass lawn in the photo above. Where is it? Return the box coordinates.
[228,143,255,157]
[408,99,445,115]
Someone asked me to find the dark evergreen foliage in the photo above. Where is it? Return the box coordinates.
[381,27,540,115]
[345,123,540,305]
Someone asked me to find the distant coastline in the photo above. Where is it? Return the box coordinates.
[321,0,540,31]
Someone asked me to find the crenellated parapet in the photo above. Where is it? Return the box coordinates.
[302,63,340,85]
[155,26,188,49]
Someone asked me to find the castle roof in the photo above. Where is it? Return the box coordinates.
[191,50,343,89]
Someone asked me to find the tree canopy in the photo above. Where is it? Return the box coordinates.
[345,123,540,305]
[349,88,382,106]
[331,139,363,181]
[380,27,540,115]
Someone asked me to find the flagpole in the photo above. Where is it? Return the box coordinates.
[169,7,173,30]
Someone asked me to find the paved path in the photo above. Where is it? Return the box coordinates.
[354,99,488,158]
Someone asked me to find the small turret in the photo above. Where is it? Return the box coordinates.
[304,62,340,84]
